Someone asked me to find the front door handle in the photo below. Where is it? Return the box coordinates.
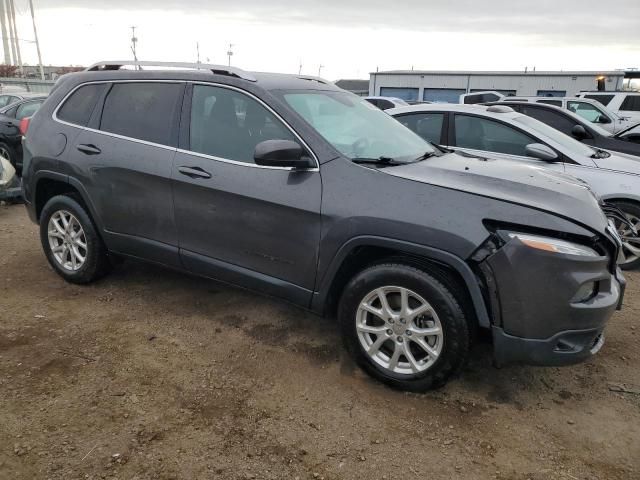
[76,144,102,155]
[178,166,212,179]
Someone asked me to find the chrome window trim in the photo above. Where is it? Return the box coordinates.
[52,79,320,172]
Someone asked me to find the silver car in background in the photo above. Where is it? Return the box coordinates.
[388,103,640,268]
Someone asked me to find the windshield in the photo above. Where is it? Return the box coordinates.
[278,90,434,162]
[513,115,598,157]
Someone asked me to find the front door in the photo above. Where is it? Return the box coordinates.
[172,84,322,304]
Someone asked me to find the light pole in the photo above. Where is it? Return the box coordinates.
[318,64,324,77]
[130,26,138,67]
[227,43,234,67]
[28,0,44,80]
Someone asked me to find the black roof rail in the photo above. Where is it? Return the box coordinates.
[85,60,257,82]
[296,75,331,85]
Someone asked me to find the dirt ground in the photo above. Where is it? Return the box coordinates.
[1,202,639,480]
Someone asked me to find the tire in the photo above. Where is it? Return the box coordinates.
[611,201,640,271]
[338,263,470,392]
[39,194,111,284]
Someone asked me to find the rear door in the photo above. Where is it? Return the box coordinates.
[67,81,184,267]
[172,83,322,303]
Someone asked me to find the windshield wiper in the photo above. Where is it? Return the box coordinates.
[429,142,454,154]
[352,156,401,166]
[591,148,611,159]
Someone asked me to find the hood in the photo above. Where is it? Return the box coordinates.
[385,152,608,233]
[594,151,640,175]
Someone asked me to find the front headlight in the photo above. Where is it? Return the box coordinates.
[507,232,599,257]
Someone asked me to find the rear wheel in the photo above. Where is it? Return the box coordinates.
[338,263,470,391]
[0,142,16,168]
[611,201,640,270]
[39,195,111,284]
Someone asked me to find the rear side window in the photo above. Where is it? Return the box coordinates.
[57,83,107,126]
[396,112,444,144]
[584,94,614,106]
[100,83,182,146]
[620,95,640,112]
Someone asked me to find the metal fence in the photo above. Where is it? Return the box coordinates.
[0,77,55,94]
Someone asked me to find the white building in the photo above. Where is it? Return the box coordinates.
[369,70,626,103]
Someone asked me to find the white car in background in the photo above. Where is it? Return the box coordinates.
[577,92,640,123]
[388,103,640,268]
[498,96,636,134]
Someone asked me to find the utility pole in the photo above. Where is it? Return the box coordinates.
[130,26,138,67]
[318,64,324,77]
[0,1,11,65]
[8,0,23,78]
[227,43,233,67]
[28,0,44,80]
[298,60,302,75]
[196,41,200,65]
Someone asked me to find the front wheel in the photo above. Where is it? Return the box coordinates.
[611,201,640,270]
[338,263,470,391]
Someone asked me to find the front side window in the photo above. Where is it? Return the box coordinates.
[454,114,535,156]
[513,115,596,157]
[567,101,605,123]
[100,82,182,146]
[280,90,433,162]
[189,84,296,164]
[396,112,444,144]
[16,100,43,120]
[57,83,107,127]
[0,95,13,108]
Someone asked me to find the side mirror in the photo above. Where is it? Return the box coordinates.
[571,124,588,140]
[597,115,612,124]
[254,140,315,169]
[525,143,558,162]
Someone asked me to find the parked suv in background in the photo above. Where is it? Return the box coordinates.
[577,92,640,123]
[499,96,636,134]
[22,61,624,391]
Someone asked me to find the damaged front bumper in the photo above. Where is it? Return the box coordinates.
[479,234,624,367]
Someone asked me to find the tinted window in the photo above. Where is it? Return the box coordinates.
[100,83,182,146]
[57,83,107,126]
[463,93,501,104]
[519,105,577,136]
[379,99,394,110]
[190,85,296,164]
[454,114,534,156]
[584,94,614,106]
[537,90,566,97]
[620,95,640,112]
[16,100,43,120]
[396,113,444,144]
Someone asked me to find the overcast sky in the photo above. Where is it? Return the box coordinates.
[8,0,640,80]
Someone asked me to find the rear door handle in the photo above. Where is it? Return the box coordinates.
[76,144,102,155]
[178,166,212,179]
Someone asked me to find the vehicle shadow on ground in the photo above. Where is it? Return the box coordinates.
[86,257,564,406]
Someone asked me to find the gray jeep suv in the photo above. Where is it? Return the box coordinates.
[22,61,625,391]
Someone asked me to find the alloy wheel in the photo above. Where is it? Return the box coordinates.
[615,213,640,265]
[355,286,444,375]
[47,210,88,272]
